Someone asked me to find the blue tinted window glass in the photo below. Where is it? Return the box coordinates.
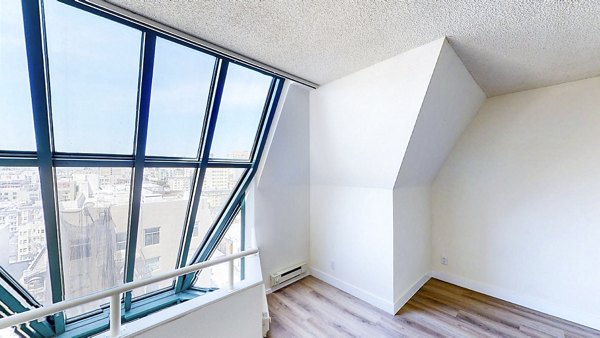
[0,0,37,151]
[188,167,245,264]
[132,168,195,297]
[209,64,272,160]
[44,0,141,154]
[55,167,132,317]
[0,167,50,305]
[145,38,215,158]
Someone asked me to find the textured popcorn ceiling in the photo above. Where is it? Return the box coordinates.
[104,0,600,96]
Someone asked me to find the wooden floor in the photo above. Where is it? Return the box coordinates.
[267,276,600,338]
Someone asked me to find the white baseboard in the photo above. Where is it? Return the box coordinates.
[310,267,395,314]
[431,271,600,332]
[394,273,431,314]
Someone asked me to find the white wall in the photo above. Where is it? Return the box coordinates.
[309,38,444,189]
[309,38,445,313]
[253,82,310,289]
[132,284,264,338]
[392,186,432,308]
[394,40,486,188]
[310,185,394,311]
[432,76,600,330]
[392,39,486,310]
[120,254,266,337]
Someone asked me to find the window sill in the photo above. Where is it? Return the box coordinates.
[93,278,263,338]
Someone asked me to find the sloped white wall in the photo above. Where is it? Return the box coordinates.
[392,40,486,308]
[309,38,445,313]
[394,40,486,188]
[310,38,444,189]
[432,76,600,330]
[252,83,310,288]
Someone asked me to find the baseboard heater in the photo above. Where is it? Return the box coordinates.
[270,263,307,287]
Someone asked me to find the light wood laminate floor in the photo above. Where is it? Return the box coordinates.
[267,276,599,338]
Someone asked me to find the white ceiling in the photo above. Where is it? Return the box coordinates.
[103,0,600,96]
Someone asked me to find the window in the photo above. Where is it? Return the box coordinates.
[209,64,273,160]
[0,167,51,305]
[194,211,244,288]
[0,0,37,151]
[28,277,45,290]
[133,168,194,297]
[115,232,127,251]
[69,238,91,260]
[146,257,160,272]
[144,227,161,246]
[188,168,245,264]
[145,38,215,158]
[0,0,282,334]
[56,167,132,317]
[44,0,141,155]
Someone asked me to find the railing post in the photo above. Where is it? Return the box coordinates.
[228,260,234,290]
[110,293,121,337]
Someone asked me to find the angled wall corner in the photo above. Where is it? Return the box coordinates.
[392,39,486,308]
[308,37,446,313]
[394,39,487,189]
[309,37,445,189]
[251,81,311,288]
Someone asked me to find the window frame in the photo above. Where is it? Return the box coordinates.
[1,0,284,336]
[190,200,246,289]
[0,266,55,337]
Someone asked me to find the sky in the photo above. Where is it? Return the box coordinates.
[0,0,273,160]
[0,0,37,151]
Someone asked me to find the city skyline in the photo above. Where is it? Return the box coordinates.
[0,151,247,317]
[0,0,279,334]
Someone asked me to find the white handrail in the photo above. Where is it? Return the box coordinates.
[0,248,259,336]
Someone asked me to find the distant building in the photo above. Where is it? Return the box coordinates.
[1,166,241,316]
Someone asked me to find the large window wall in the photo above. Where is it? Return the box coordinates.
[0,0,283,335]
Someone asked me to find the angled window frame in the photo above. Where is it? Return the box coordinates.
[0,267,54,337]
[189,198,247,290]
[0,0,285,336]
